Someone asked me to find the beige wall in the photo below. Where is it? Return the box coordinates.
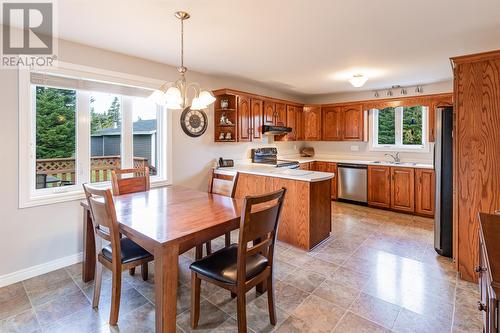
[0,38,301,278]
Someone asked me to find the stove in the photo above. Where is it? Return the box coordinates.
[251,148,300,169]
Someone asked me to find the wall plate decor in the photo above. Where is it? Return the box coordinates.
[180,106,208,137]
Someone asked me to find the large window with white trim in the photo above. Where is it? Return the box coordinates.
[20,66,171,207]
[371,105,428,151]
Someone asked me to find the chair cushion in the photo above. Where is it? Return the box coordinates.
[189,244,268,285]
[102,238,152,264]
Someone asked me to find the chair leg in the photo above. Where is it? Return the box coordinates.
[236,291,247,333]
[266,275,277,325]
[109,268,122,325]
[190,272,201,329]
[205,241,212,255]
[92,261,103,308]
[129,267,135,276]
[224,232,231,247]
[195,245,203,260]
[141,263,148,281]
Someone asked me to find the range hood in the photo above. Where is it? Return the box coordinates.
[262,125,292,135]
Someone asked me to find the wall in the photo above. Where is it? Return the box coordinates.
[0,37,301,280]
[299,80,453,164]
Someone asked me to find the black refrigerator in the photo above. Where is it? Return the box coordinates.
[434,106,453,257]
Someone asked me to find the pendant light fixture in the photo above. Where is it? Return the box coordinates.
[149,11,216,110]
[348,74,368,88]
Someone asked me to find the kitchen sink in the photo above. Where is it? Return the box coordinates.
[372,161,417,166]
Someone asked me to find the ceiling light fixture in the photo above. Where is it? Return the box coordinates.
[149,11,215,110]
[348,74,368,88]
[374,91,380,98]
[387,90,393,96]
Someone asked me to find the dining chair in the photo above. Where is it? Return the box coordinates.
[111,166,149,276]
[83,184,154,325]
[196,169,239,259]
[111,166,150,196]
[190,188,286,333]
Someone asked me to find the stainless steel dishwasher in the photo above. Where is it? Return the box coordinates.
[337,164,368,204]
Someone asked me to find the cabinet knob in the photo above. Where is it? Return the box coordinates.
[477,301,487,312]
[474,266,486,273]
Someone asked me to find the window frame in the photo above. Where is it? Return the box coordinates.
[370,105,429,152]
[19,62,173,208]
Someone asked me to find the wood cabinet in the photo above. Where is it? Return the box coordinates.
[263,100,275,125]
[275,103,287,126]
[452,51,500,282]
[368,165,391,208]
[303,106,322,141]
[310,161,337,200]
[428,96,453,142]
[285,105,297,140]
[299,162,310,170]
[322,106,343,141]
[251,99,263,140]
[391,167,415,213]
[237,95,251,142]
[415,169,435,217]
[296,106,305,141]
[342,104,364,141]
[234,173,331,250]
[478,213,500,333]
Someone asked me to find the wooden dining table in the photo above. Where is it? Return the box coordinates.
[80,185,244,333]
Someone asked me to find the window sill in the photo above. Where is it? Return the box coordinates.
[19,178,172,209]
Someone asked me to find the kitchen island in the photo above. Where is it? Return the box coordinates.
[215,164,334,250]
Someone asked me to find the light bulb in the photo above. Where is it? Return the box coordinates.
[190,97,207,110]
[148,89,167,105]
[348,74,368,88]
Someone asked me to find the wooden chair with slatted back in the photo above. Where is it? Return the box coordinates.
[111,166,150,196]
[83,184,153,325]
[190,188,286,333]
[111,166,150,276]
[196,169,239,259]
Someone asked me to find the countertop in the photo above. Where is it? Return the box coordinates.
[284,156,434,169]
[214,163,334,182]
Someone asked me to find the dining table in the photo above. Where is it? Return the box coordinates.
[80,185,244,333]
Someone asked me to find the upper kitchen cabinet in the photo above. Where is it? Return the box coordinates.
[428,95,453,142]
[322,106,343,141]
[303,105,322,141]
[391,167,415,213]
[237,95,252,142]
[263,100,275,125]
[251,99,263,140]
[286,105,297,140]
[295,106,305,140]
[275,103,287,126]
[213,93,237,142]
[342,104,364,140]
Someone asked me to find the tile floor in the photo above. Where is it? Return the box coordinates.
[0,202,483,333]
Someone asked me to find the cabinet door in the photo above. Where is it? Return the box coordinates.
[415,169,435,216]
[322,106,343,141]
[303,106,322,141]
[296,106,305,141]
[263,101,275,125]
[368,165,391,208]
[342,104,364,141]
[286,105,297,140]
[238,95,252,141]
[275,103,287,126]
[391,167,415,212]
[314,161,329,172]
[251,99,263,140]
[299,162,310,170]
[327,162,338,200]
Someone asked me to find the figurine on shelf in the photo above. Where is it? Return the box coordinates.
[220,99,229,109]
[219,132,225,140]
[226,132,232,140]
[219,113,233,126]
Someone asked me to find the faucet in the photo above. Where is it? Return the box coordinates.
[385,152,401,163]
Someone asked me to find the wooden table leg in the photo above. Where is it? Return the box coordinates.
[155,244,179,333]
[82,208,96,282]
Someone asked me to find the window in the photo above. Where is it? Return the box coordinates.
[372,105,427,151]
[19,64,171,207]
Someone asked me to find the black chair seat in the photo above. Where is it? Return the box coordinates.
[102,238,152,264]
[190,244,268,285]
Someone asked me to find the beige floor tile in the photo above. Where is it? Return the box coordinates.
[274,281,309,314]
[349,292,401,329]
[0,282,32,320]
[0,309,40,333]
[284,268,325,293]
[176,300,229,332]
[312,278,360,308]
[275,315,323,333]
[291,295,345,332]
[392,308,452,333]
[24,269,80,307]
[333,311,391,333]
[34,290,90,325]
[243,295,288,333]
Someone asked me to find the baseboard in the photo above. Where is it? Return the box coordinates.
[0,252,83,288]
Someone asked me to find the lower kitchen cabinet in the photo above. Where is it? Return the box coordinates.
[299,162,310,170]
[368,165,391,208]
[310,161,337,200]
[391,167,415,213]
[415,168,435,217]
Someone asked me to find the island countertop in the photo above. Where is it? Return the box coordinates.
[214,163,334,182]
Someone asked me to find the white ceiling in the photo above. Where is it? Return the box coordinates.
[25,1,500,95]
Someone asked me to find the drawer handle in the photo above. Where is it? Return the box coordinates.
[477,301,487,312]
[475,266,487,273]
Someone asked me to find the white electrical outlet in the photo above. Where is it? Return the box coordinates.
[350,145,359,152]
